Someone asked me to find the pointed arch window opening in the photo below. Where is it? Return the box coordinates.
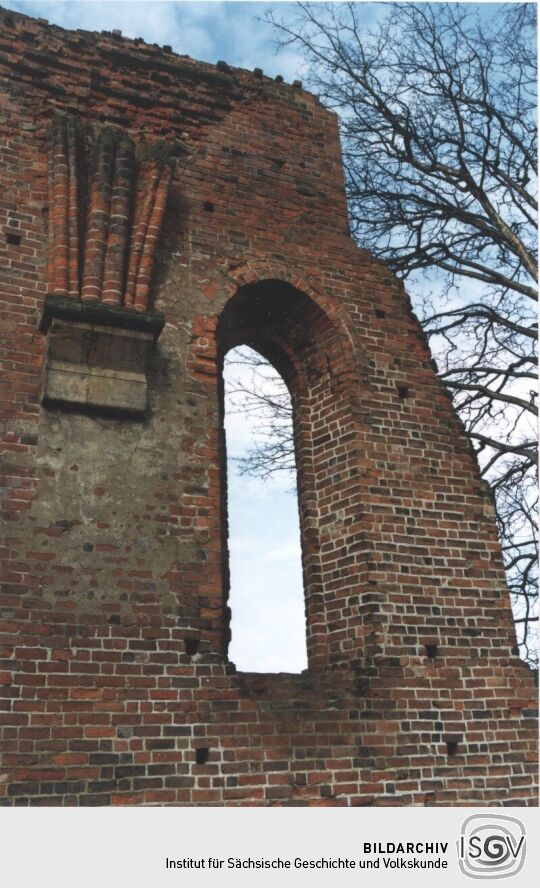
[222,345,308,674]
[216,278,360,673]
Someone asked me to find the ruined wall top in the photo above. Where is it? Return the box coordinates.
[0,5,337,156]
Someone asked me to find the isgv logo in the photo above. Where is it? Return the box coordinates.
[458,814,526,879]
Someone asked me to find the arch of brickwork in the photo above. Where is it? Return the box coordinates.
[0,8,537,806]
[217,278,364,670]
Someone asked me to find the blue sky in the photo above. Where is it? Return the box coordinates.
[223,350,306,672]
[4,0,311,671]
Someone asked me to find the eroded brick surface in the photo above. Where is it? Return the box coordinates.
[0,7,537,806]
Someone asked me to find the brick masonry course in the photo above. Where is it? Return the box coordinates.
[0,6,537,806]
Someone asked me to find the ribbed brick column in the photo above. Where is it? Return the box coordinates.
[102,135,135,305]
[81,128,115,301]
[50,115,70,296]
[134,162,173,311]
[66,117,81,298]
[125,161,173,311]
[47,117,173,310]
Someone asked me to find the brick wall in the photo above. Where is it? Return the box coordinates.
[0,6,537,806]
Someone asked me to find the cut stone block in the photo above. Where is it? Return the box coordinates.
[39,296,164,418]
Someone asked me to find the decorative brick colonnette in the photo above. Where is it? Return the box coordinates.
[48,114,174,310]
[0,6,537,806]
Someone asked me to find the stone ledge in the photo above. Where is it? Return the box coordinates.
[39,294,165,341]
